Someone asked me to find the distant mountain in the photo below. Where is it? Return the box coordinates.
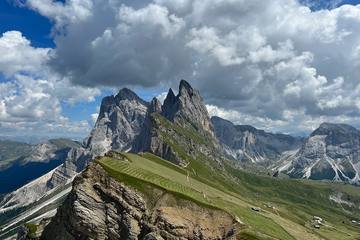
[0,140,32,171]
[0,139,80,194]
[279,123,360,184]
[212,116,302,164]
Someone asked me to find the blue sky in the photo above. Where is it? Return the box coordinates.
[299,0,360,10]
[0,0,360,137]
[0,1,53,48]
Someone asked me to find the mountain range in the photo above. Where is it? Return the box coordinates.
[1,80,360,239]
[211,116,303,165]
[278,122,360,183]
[0,139,80,194]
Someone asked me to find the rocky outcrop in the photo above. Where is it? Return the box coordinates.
[85,88,149,155]
[134,80,221,166]
[162,80,215,138]
[281,123,360,184]
[41,163,237,240]
[133,97,183,164]
[212,116,302,164]
[49,88,149,188]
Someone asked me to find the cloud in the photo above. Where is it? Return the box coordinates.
[0,31,100,137]
[15,0,360,134]
[0,31,50,76]
[90,113,99,124]
[18,0,93,29]
[156,91,168,103]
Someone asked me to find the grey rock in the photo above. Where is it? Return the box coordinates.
[85,88,149,155]
[212,116,302,164]
[282,122,360,184]
[148,97,162,114]
[162,80,215,138]
[50,88,149,189]
[0,88,149,221]
[41,163,238,240]
[134,80,222,165]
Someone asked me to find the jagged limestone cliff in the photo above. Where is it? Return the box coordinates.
[281,123,360,183]
[134,80,222,166]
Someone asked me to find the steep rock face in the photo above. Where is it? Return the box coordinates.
[134,81,221,165]
[162,80,215,138]
[282,123,360,184]
[212,116,302,164]
[85,88,149,155]
[48,88,149,190]
[41,163,237,240]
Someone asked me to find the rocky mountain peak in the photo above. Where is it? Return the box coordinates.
[162,80,215,137]
[212,116,302,163]
[282,122,360,184]
[311,122,358,137]
[115,88,147,105]
[85,88,148,155]
[97,95,116,119]
[162,88,176,118]
[179,79,194,96]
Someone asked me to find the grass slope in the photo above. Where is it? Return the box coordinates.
[97,152,358,240]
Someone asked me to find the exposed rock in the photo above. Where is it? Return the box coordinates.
[281,123,360,184]
[17,219,51,240]
[49,88,149,189]
[212,116,302,164]
[162,80,216,138]
[85,88,149,155]
[41,163,238,240]
[134,80,222,165]
[148,97,162,114]
[47,147,90,188]
[134,113,185,165]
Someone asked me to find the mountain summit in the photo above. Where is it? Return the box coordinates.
[85,88,149,155]
[280,122,360,183]
[162,80,215,137]
[212,116,302,164]
[134,80,220,165]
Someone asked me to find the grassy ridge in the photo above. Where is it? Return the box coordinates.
[98,152,360,240]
